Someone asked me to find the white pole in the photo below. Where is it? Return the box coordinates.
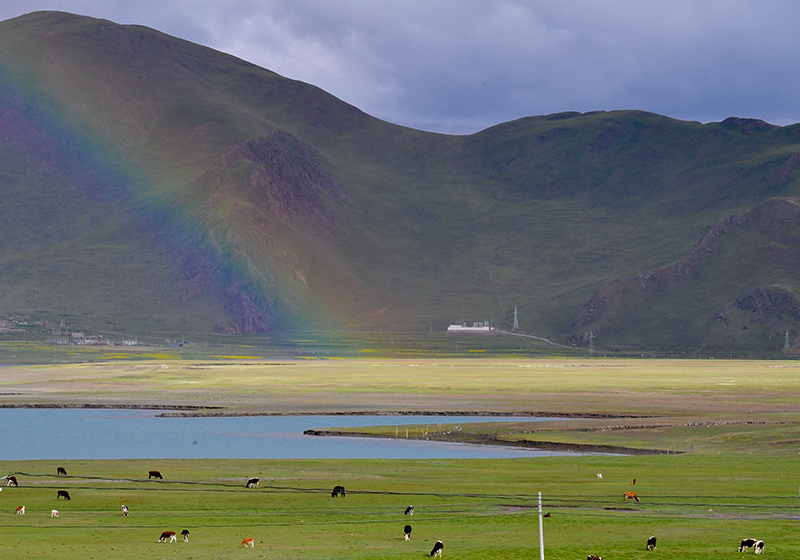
[538,491,545,560]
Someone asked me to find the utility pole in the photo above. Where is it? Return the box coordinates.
[538,491,545,560]
[589,331,595,355]
[512,306,519,331]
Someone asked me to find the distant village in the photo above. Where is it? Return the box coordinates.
[0,316,139,346]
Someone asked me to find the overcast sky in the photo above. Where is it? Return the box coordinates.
[1,1,798,134]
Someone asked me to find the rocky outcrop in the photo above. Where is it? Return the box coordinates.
[566,197,800,348]
[217,130,345,236]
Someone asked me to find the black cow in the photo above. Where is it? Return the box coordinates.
[430,540,443,557]
[647,536,657,550]
[181,529,190,542]
[404,524,412,540]
[739,538,759,552]
[57,467,67,476]
[57,490,71,500]
[331,485,345,497]
[149,470,163,479]
[404,505,414,515]
[246,477,259,488]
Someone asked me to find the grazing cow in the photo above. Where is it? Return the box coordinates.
[57,490,71,500]
[57,467,67,476]
[596,473,603,479]
[623,491,639,502]
[647,536,657,550]
[15,505,24,515]
[241,537,255,547]
[754,540,765,554]
[587,556,602,560]
[246,477,260,488]
[331,485,345,497]
[404,505,414,516]
[149,470,163,479]
[7,475,18,487]
[158,531,177,543]
[181,529,190,542]
[121,504,129,516]
[739,538,759,552]
[430,540,443,557]
[404,524,412,540]
[51,510,59,518]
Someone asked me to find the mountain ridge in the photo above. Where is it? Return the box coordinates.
[1,11,800,353]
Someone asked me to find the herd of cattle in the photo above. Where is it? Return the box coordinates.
[3,470,446,554]
[3,470,770,556]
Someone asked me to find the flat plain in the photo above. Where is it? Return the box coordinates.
[1,354,799,559]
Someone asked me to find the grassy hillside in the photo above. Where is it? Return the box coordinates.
[1,12,800,352]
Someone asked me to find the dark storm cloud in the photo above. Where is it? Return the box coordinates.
[2,1,799,133]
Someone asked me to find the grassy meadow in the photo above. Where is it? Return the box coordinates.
[1,355,800,558]
[1,456,798,560]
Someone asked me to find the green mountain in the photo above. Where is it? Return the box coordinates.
[2,11,800,353]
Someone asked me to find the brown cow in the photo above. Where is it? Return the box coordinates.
[57,467,67,476]
[241,538,255,547]
[149,470,163,479]
[623,491,639,502]
[158,531,177,543]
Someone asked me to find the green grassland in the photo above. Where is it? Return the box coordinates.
[1,456,798,560]
[2,356,800,558]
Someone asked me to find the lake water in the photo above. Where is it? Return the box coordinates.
[0,409,579,460]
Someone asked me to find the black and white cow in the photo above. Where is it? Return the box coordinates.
[430,540,443,557]
[646,536,657,550]
[404,505,414,516]
[181,529,190,542]
[404,524,412,540]
[754,541,765,554]
[331,485,345,497]
[6,475,18,487]
[587,556,602,560]
[121,504,129,516]
[739,539,759,552]
[246,477,260,488]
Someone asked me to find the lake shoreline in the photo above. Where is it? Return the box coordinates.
[303,428,673,456]
[0,402,640,419]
